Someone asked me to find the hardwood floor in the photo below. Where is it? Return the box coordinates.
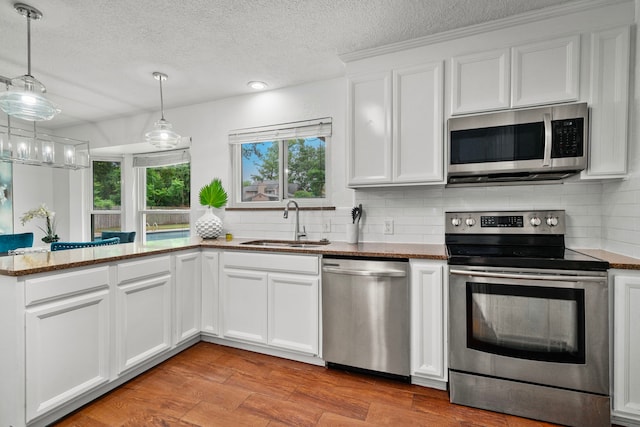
[54,342,563,426]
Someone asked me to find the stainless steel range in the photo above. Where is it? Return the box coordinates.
[445,210,610,427]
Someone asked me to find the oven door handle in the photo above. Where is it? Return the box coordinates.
[449,269,604,282]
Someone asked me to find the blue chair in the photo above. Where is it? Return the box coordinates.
[51,237,120,252]
[0,232,34,255]
[101,231,136,243]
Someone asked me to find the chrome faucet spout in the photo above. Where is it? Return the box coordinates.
[284,200,305,241]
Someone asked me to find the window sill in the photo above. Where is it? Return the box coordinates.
[225,206,336,212]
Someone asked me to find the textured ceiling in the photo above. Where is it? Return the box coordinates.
[0,0,576,129]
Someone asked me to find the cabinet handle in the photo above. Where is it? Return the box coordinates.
[543,112,552,167]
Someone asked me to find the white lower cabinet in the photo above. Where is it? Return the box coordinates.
[612,270,640,425]
[174,251,201,344]
[201,249,220,335]
[221,251,320,355]
[115,256,172,374]
[410,259,447,390]
[222,268,268,343]
[24,267,111,423]
[268,273,319,354]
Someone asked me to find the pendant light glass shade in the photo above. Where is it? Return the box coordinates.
[0,74,60,121]
[0,3,61,121]
[145,72,180,150]
[145,118,181,150]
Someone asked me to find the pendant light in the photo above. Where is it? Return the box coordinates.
[145,72,181,150]
[0,3,60,121]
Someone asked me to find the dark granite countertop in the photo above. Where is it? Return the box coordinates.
[1,236,638,277]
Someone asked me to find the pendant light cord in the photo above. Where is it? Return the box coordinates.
[158,76,165,121]
[26,11,32,76]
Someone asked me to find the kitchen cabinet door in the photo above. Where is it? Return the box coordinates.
[410,260,447,390]
[612,271,640,424]
[583,25,630,179]
[115,256,172,375]
[221,268,268,344]
[450,48,510,115]
[393,62,444,183]
[25,288,110,422]
[201,250,220,336]
[267,273,319,355]
[347,71,393,185]
[511,35,580,108]
[174,251,201,344]
[347,62,445,187]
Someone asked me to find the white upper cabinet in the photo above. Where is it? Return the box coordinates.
[347,72,392,185]
[451,48,510,115]
[583,26,630,179]
[451,36,580,115]
[511,35,580,108]
[393,63,444,183]
[348,61,444,187]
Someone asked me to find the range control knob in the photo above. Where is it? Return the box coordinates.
[465,217,476,227]
[546,216,559,227]
[530,217,541,227]
[451,218,461,227]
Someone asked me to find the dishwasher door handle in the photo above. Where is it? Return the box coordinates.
[322,266,407,277]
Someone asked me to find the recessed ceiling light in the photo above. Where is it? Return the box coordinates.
[247,81,268,90]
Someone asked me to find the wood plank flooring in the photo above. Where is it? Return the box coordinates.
[53,342,566,426]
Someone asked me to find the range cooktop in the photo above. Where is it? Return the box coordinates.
[445,210,609,271]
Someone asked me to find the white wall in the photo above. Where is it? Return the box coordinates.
[11,164,58,244]
[54,77,354,242]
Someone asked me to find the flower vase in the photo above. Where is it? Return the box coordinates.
[42,235,59,244]
[195,207,223,239]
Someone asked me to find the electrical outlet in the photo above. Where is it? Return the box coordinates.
[383,218,394,235]
[322,220,331,233]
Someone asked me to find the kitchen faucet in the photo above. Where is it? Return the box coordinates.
[283,200,306,241]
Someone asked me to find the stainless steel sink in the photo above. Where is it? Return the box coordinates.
[240,239,331,248]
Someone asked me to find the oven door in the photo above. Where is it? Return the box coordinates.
[449,266,608,395]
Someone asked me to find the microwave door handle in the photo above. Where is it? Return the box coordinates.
[543,113,552,166]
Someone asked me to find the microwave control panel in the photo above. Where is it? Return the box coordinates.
[552,117,584,158]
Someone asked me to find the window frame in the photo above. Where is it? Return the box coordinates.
[135,152,191,242]
[89,156,124,240]
[229,118,331,208]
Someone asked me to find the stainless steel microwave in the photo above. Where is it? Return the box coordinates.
[447,103,588,185]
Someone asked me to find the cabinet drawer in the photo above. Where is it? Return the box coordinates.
[117,256,171,285]
[25,266,110,306]
[224,251,319,275]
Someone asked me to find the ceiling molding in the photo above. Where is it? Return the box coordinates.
[339,0,632,63]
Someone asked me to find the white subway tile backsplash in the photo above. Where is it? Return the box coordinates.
[221,174,640,257]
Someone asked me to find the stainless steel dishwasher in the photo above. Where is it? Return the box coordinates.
[322,257,410,379]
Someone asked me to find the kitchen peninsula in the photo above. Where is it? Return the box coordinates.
[1,238,639,427]
[0,238,448,427]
